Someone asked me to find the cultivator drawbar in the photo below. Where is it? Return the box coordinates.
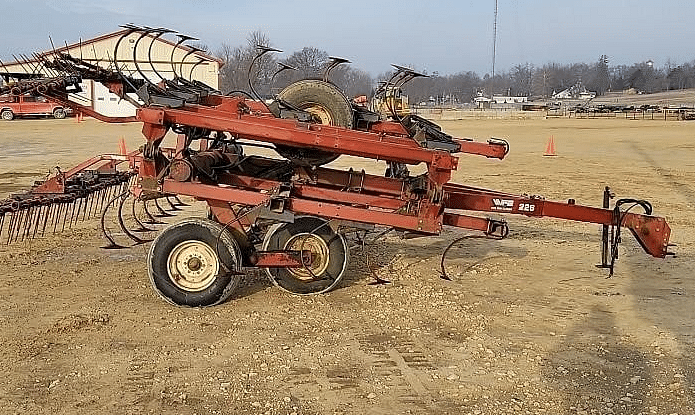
[0,25,673,306]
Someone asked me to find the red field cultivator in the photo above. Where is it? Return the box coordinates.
[0,26,673,306]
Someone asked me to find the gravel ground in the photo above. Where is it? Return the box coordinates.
[0,117,693,414]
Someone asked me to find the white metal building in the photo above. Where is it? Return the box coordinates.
[1,29,222,117]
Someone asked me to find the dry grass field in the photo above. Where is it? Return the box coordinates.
[0,116,693,414]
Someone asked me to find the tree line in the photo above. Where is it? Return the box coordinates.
[216,31,372,100]
[215,32,695,104]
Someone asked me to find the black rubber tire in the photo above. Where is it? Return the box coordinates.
[262,216,348,295]
[1,110,14,121]
[275,79,353,166]
[53,108,66,119]
[148,218,242,307]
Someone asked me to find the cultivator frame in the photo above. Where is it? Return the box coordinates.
[0,26,673,306]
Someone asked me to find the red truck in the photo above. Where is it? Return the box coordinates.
[0,94,69,120]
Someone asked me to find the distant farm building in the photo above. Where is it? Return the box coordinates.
[552,82,596,100]
[473,92,492,108]
[492,95,528,104]
[1,29,221,117]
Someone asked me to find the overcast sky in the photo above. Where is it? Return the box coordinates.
[1,0,693,76]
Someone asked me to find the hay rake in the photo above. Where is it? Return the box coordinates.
[0,26,674,307]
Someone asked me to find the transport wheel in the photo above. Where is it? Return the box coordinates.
[275,79,353,166]
[262,216,348,295]
[53,108,66,119]
[1,110,14,121]
[148,218,242,307]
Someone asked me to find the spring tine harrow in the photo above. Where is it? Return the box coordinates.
[132,27,166,92]
[165,196,182,211]
[171,34,198,80]
[131,198,154,232]
[100,190,128,249]
[0,169,134,245]
[147,27,176,83]
[153,198,174,217]
[142,201,165,225]
[173,196,189,207]
[116,192,150,245]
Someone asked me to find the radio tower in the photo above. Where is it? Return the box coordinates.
[491,0,498,97]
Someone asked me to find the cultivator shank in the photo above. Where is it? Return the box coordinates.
[0,25,674,306]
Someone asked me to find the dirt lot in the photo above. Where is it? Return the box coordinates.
[0,117,693,414]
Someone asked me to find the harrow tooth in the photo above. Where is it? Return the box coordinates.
[32,205,44,239]
[11,208,25,244]
[87,191,97,219]
[51,202,61,235]
[3,213,10,245]
[81,195,89,222]
[60,200,69,233]
[67,199,76,229]
[40,204,52,237]
[96,188,107,217]
[7,211,17,244]
[20,206,32,241]
[31,205,43,239]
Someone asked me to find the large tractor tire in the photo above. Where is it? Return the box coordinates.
[275,79,353,166]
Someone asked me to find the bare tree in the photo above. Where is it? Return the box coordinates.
[216,30,277,96]
[509,63,533,96]
[285,47,328,79]
[591,55,610,95]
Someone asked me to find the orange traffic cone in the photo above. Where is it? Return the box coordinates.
[544,135,557,156]
[118,137,127,155]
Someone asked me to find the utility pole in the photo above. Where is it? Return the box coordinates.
[491,0,498,97]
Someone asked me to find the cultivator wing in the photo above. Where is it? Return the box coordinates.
[0,25,674,307]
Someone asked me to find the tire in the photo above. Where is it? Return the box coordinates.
[148,218,243,307]
[275,79,353,166]
[262,216,348,295]
[53,108,66,119]
[1,110,14,121]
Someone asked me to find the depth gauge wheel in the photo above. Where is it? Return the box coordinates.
[275,79,353,166]
[148,218,242,307]
[262,216,348,294]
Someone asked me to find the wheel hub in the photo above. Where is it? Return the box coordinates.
[167,240,220,291]
[284,233,330,280]
[302,104,333,125]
